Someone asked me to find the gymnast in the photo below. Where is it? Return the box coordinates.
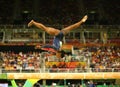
[28,15,88,52]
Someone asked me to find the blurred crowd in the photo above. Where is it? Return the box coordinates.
[0,51,41,72]
[90,46,120,72]
[0,45,120,73]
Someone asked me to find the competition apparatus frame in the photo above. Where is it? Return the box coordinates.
[6,72,120,79]
[1,72,120,87]
[1,72,120,79]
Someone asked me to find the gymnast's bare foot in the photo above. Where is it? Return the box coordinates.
[81,15,88,22]
[28,20,34,27]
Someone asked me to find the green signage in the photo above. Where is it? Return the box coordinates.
[0,74,7,79]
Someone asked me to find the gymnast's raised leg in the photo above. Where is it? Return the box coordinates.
[28,20,60,36]
[61,15,88,35]
[28,15,88,36]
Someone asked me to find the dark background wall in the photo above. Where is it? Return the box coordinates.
[0,45,42,53]
[0,0,120,25]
